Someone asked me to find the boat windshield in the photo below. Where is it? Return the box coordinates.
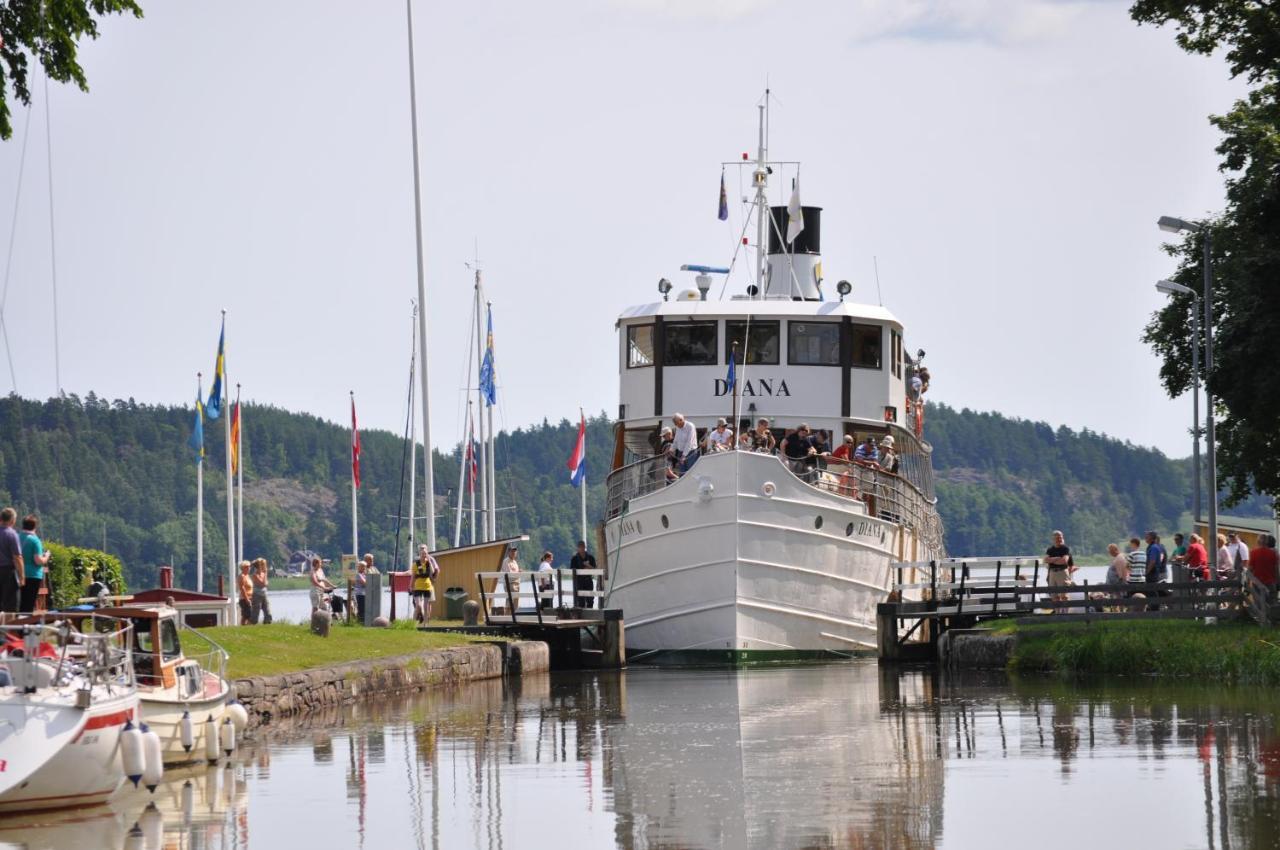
[159,619,182,661]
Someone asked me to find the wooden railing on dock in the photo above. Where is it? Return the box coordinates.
[879,557,1276,660]
[476,568,606,625]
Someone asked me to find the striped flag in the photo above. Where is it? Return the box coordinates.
[567,412,586,488]
[465,418,478,490]
[206,318,226,420]
[351,397,361,489]
[230,401,241,476]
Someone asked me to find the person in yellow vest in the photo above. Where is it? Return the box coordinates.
[411,544,439,624]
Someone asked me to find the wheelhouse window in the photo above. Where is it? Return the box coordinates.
[725,320,780,365]
[891,329,902,378]
[626,324,654,368]
[852,324,882,370]
[664,321,718,366]
[788,322,840,366]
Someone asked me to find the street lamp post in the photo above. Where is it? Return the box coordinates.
[1156,279,1201,525]
[1158,216,1217,564]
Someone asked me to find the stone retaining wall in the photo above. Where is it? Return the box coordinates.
[232,641,549,728]
[938,629,1018,669]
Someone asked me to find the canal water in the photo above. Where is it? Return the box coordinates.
[6,662,1279,849]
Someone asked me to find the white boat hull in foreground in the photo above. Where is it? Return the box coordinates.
[604,451,933,662]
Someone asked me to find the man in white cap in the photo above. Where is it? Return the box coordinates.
[705,418,735,453]
[879,435,899,473]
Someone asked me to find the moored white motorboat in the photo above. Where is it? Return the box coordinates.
[0,618,140,813]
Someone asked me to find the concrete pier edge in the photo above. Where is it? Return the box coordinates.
[231,640,549,728]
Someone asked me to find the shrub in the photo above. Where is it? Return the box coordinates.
[44,542,128,609]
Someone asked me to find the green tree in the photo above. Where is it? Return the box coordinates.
[1132,1,1280,505]
[0,0,143,140]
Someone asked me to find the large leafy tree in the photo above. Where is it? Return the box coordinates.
[0,0,142,140]
[1132,1,1280,504]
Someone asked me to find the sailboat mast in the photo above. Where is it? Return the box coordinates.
[196,372,204,593]
[468,403,476,545]
[473,274,488,543]
[408,313,417,561]
[405,0,435,551]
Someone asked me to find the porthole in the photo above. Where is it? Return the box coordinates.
[814,516,824,530]
[661,514,669,529]
[845,522,855,537]
[762,481,776,497]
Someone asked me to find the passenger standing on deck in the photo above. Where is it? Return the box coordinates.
[782,424,817,473]
[1045,530,1073,608]
[853,436,879,463]
[750,418,776,453]
[571,541,599,609]
[412,544,439,623]
[705,418,734,453]
[657,427,678,482]
[251,558,273,624]
[878,436,899,474]
[0,508,25,616]
[17,515,50,614]
[832,434,854,462]
[237,561,253,624]
[671,413,699,474]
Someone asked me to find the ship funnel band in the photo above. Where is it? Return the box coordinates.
[768,205,822,256]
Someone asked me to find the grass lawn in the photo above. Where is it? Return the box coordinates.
[196,619,481,679]
[994,619,1280,685]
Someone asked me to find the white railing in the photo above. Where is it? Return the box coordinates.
[476,568,607,624]
[796,459,946,554]
[2,616,136,695]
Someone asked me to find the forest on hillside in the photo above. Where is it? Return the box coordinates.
[0,394,1270,589]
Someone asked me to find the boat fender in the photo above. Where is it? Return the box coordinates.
[140,723,164,792]
[226,700,249,732]
[220,716,236,756]
[120,719,145,787]
[138,802,163,850]
[180,779,195,828]
[124,823,145,850]
[179,710,194,752]
[204,714,219,762]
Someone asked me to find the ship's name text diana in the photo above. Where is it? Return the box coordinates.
[713,378,791,398]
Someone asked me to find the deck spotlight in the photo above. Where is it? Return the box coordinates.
[658,278,672,301]
[916,349,926,361]
[746,284,759,298]
[836,280,852,301]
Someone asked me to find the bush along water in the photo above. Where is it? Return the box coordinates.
[44,542,128,609]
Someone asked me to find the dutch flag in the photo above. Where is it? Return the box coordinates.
[567,412,586,488]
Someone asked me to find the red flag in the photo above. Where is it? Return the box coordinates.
[230,402,241,476]
[351,397,361,489]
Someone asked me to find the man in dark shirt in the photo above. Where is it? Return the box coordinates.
[570,540,598,609]
[0,508,25,615]
[1145,531,1169,609]
[1045,530,1073,606]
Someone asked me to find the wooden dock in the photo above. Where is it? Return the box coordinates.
[877,556,1277,662]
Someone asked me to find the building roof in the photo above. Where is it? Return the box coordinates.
[131,588,229,604]
[1195,515,1278,533]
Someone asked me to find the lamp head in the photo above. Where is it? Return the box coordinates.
[836,280,852,301]
[1156,279,1195,297]
[657,278,672,300]
[1158,215,1200,234]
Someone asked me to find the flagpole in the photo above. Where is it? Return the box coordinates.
[730,341,740,447]
[405,0,435,552]
[235,384,244,565]
[222,311,235,622]
[486,300,496,540]
[580,409,587,546]
[351,391,359,559]
[406,301,417,565]
[473,275,487,543]
[196,372,204,593]
[452,404,466,548]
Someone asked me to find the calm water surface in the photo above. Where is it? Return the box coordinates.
[5,662,1279,849]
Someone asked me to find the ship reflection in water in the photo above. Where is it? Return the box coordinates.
[3,662,1280,849]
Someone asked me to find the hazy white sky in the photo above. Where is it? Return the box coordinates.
[0,0,1239,458]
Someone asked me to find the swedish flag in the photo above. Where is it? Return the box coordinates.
[188,397,204,461]
[206,319,226,420]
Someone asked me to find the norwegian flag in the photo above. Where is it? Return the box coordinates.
[566,412,586,488]
[465,417,478,490]
[351,396,361,489]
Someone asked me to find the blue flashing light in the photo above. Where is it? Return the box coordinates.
[680,264,731,275]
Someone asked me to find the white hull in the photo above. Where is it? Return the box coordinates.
[0,689,137,813]
[604,451,939,658]
[139,673,230,765]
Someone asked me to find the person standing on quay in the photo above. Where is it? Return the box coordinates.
[1044,530,1073,610]
[18,515,50,614]
[570,540,598,609]
[1249,535,1278,590]
[0,508,24,616]
[251,558,273,624]
[355,558,368,624]
[1186,534,1210,581]
[237,561,253,624]
[1144,531,1169,609]
[412,544,439,624]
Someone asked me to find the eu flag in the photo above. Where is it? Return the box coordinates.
[206,318,226,420]
[725,348,736,394]
[478,308,496,407]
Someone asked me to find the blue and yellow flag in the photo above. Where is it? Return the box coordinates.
[478,307,496,407]
[188,397,204,461]
[206,318,226,420]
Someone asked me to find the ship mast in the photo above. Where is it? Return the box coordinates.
[752,93,769,300]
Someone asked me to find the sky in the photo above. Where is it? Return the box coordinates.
[0,0,1242,459]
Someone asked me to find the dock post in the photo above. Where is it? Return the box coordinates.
[602,610,626,668]
[876,603,900,661]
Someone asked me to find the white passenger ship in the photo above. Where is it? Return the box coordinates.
[602,101,944,662]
